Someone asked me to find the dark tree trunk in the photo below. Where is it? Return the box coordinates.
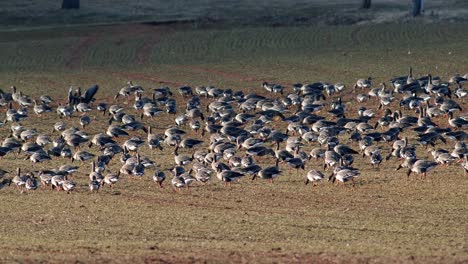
[62,0,80,9]
[412,0,423,16]
[361,0,371,9]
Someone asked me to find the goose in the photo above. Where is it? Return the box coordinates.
[448,112,468,129]
[246,145,275,158]
[58,165,79,177]
[96,102,108,115]
[147,126,163,150]
[449,74,467,84]
[74,102,92,112]
[36,134,51,146]
[153,86,172,98]
[90,133,116,149]
[121,120,147,133]
[440,99,462,113]
[153,170,166,188]
[194,167,212,184]
[252,166,282,183]
[56,104,74,118]
[140,103,163,120]
[12,168,28,191]
[328,167,360,186]
[131,154,145,177]
[417,132,446,148]
[174,152,193,166]
[309,147,325,160]
[33,99,52,116]
[370,150,383,168]
[179,138,204,149]
[406,159,438,179]
[24,173,38,191]
[171,175,187,191]
[39,170,54,189]
[61,178,77,193]
[305,170,324,186]
[27,151,52,164]
[51,174,66,191]
[21,142,43,155]
[115,81,144,102]
[64,133,89,149]
[284,156,305,174]
[334,144,359,156]
[89,175,101,192]
[53,121,67,133]
[20,129,38,141]
[275,149,294,163]
[72,151,95,163]
[214,169,244,186]
[79,115,91,128]
[454,83,467,99]
[123,137,145,153]
[107,125,129,138]
[178,86,193,97]
[435,153,456,166]
[262,82,284,94]
[324,149,341,170]
[354,77,372,91]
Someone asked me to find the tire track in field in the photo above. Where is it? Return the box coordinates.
[134,25,177,65]
[65,32,100,69]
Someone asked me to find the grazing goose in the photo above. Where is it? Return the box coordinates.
[89,176,101,192]
[328,167,360,186]
[252,166,282,183]
[406,159,438,179]
[107,125,129,138]
[354,77,372,91]
[305,170,324,186]
[12,168,28,191]
[448,112,468,129]
[123,137,145,153]
[61,178,77,193]
[72,151,95,163]
[216,169,244,186]
[33,100,52,116]
[171,174,187,191]
[153,170,166,188]
[79,115,91,128]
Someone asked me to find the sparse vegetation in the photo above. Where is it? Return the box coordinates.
[0,1,467,263]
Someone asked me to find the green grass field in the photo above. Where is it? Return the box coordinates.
[0,2,467,263]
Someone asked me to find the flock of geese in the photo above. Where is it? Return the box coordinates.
[0,68,467,193]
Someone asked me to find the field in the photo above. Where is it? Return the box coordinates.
[0,1,467,263]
